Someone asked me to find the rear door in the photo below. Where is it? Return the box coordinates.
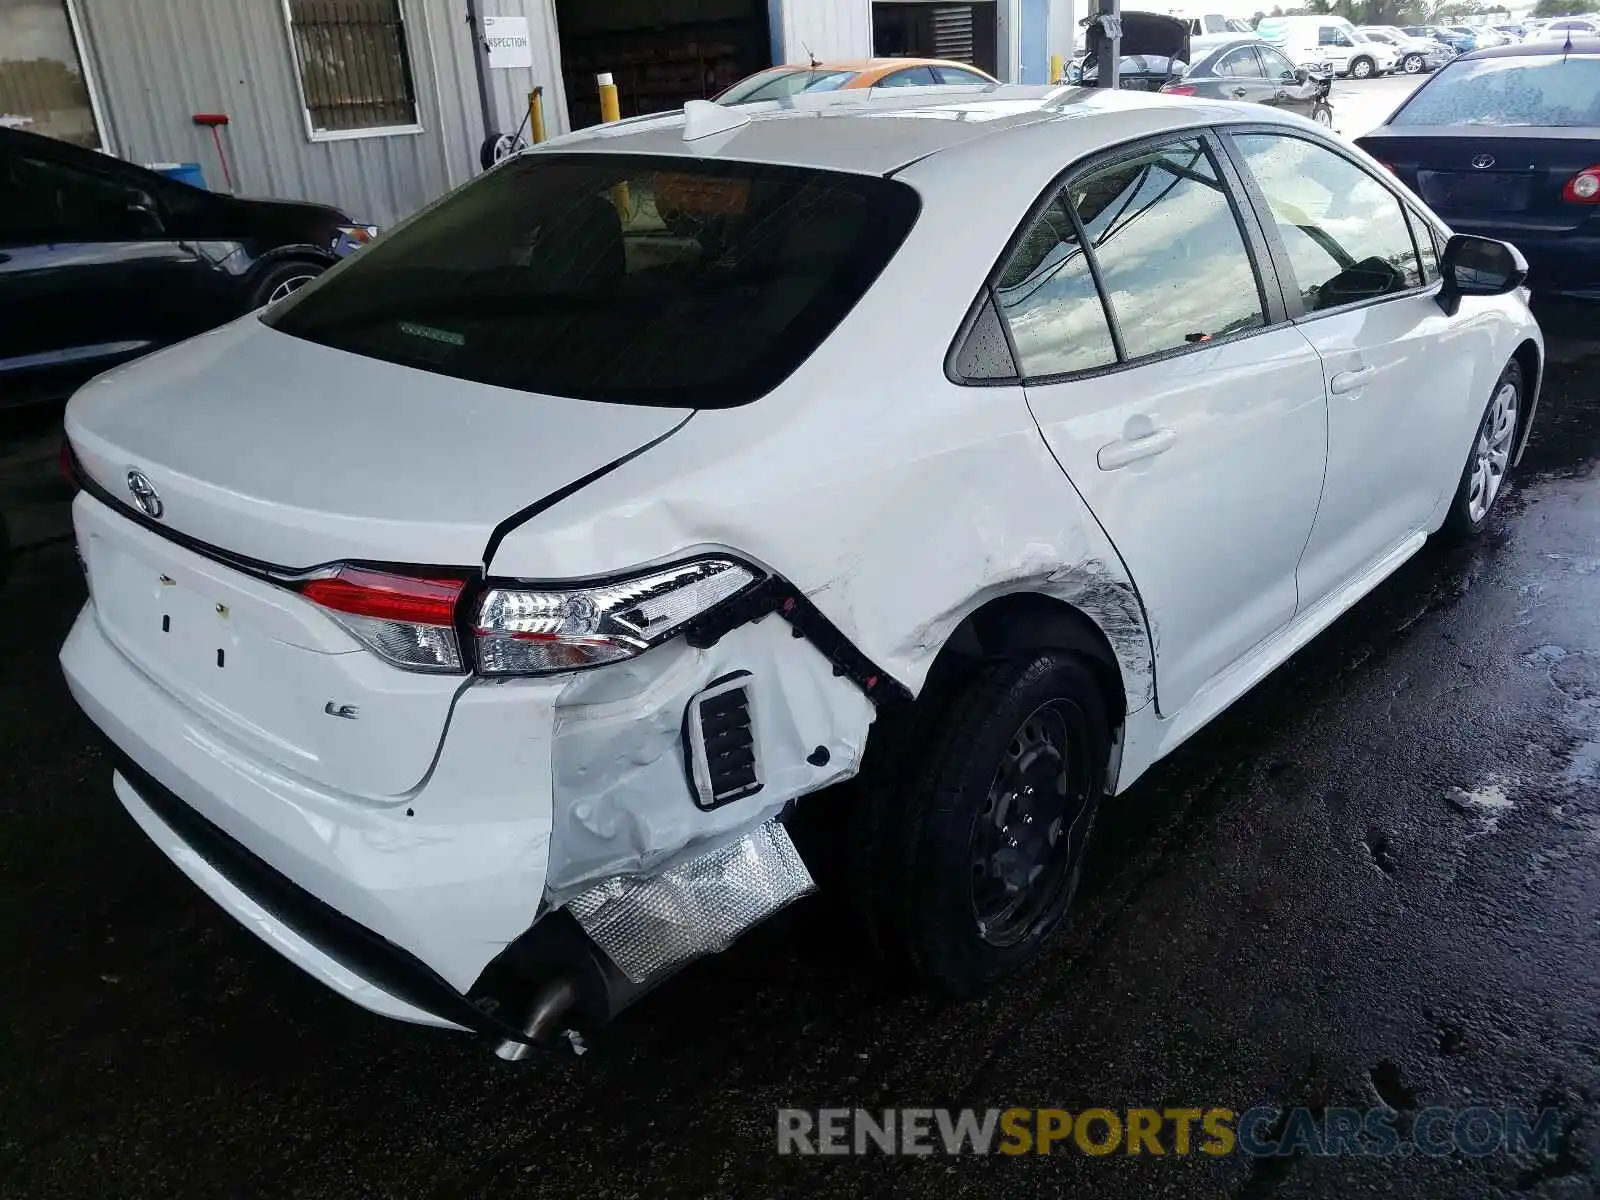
[1213,45,1276,105]
[1221,126,1472,609]
[1000,132,1329,714]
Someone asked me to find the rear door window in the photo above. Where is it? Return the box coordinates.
[1218,48,1267,78]
[1231,131,1423,310]
[716,69,856,103]
[877,66,939,87]
[1068,138,1266,359]
[989,136,1268,377]
[267,154,919,407]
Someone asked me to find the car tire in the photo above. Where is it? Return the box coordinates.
[1402,53,1425,73]
[248,260,325,310]
[1312,103,1334,127]
[849,651,1110,996]
[1350,55,1376,78]
[1442,359,1524,541]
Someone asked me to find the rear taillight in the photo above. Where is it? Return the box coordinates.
[474,558,761,676]
[1562,166,1600,203]
[1159,83,1197,95]
[296,566,467,673]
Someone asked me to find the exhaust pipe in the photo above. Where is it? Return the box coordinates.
[492,977,579,1062]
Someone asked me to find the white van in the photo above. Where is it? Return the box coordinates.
[1256,14,1397,77]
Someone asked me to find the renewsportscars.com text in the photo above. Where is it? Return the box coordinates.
[777,1106,1561,1158]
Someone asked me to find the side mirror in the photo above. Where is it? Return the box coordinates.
[1437,233,1527,315]
[1294,66,1311,83]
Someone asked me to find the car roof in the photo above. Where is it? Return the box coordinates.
[759,57,987,74]
[1458,36,1600,59]
[538,85,1278,177]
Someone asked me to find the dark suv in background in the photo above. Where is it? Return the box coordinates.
[0,126,377,408]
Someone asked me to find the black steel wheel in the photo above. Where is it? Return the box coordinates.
[848,651,1111,995]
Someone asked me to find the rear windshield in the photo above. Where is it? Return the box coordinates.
[1391,54,1600,126]
[716,69,856,104]
[267,154,919,408]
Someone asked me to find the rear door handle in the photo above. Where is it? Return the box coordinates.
[1275,89,1291,99]
[1098,426,1177,470]
[1329,366,1375,394]
[1230,86,1248,98]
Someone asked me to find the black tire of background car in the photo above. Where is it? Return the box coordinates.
[1314,103,1334,126]
[479,131,530,170]
[1442,358,1523,542]
[246,259,326,311]
[1403,53,1425,73]
[846,651,1109,996]
[1350,55,1376,78]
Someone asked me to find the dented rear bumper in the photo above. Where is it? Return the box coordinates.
[63,578,875,1036]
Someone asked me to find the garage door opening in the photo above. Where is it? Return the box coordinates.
[553,0,772,129]
[872,2,998,78]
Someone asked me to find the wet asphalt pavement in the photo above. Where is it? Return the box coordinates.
[3,302,1600,1199]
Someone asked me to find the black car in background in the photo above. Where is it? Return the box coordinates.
[1357,40,1600,297]
[1161,38,1334,126]
[0,126,377,407]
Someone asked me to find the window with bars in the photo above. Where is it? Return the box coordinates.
[285,0,418,136]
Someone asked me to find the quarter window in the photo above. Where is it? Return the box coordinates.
[1232,132,1422,311]
[994,199,1118,377]
[285,0,419,136]
[1069,138,1265,359]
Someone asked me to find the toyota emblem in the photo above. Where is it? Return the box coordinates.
[1471,153,1496,170]
[126,469,164,520]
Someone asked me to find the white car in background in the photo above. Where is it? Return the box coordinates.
[1358,25,1452,73]
[1537,16,1600,39]
[61,85,1543,1052]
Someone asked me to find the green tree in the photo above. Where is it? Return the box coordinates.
[1532,0,1579,14]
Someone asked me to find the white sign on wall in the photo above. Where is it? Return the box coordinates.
[484,16,533,69]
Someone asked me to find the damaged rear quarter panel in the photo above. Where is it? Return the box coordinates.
[544,617,874,902]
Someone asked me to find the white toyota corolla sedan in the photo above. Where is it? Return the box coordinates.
[61,85,1541,1054]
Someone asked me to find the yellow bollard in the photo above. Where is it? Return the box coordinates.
[597,72,621,123]
[1050,53,1064,84]
[528,86,546,144]
[595,73,629,219]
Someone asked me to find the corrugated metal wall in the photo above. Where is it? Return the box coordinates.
[72,0,569,226]
[68,0,883,226]
[776,0,872,61]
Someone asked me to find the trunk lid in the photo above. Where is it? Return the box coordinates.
[67,317,690,799]
[1359,127,1600,234]
[65,316,692,570]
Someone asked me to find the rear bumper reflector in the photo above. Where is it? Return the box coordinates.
[566,820,814,983]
